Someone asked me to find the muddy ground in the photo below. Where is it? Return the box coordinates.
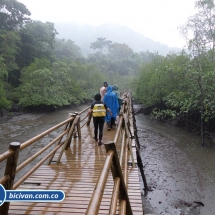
[137,125,202,215]
[0,109,206,215]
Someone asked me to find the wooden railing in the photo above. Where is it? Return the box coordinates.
[0,106,91,215]
[0,91,145,215]
[86,91,137,215]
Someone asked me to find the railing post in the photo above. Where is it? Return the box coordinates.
[123,115,136,168]
[104,141,133,215]
[126,91,131,117]
[86,149,114,215]
[0,142,20,215]
[123,96,128,114]
[74,112,81,138]
[86,113,92,126]
[47,117,72,165]
[120,100,125,114]
[113,112,123,145]
[136,145,148,192]
[56,114,76,164]
[130,93,148,192]
[66,114,77,149]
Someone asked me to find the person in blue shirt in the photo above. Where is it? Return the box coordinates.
[103,85,119,130]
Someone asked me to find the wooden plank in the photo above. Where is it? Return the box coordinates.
[8,112,143,215]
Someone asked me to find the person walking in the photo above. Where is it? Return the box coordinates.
[100,82,108,101]
[87,93,112,146]
[103,85,119,130]
[112,84,123,112]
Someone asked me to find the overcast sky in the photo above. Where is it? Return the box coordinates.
[18,0,197,48]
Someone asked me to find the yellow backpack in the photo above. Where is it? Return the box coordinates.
[92,104,106,117]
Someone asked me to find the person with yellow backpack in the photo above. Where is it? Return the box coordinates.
[87,93,112,146]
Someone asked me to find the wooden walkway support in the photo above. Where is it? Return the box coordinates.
[0,92,144,215]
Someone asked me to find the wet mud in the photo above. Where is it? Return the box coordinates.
[137,126,201,215]
[1,105,214,215]
[133,101,215,215]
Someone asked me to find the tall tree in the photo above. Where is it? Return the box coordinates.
[54,38,82,60]
[17,58,72,108]
[108,42,133,59]
[180,0,215,145]
[90,37,112,54]
[0,30,21,84]
[0,0,31,31]
[17,21,58,68]
[0,56,11,110]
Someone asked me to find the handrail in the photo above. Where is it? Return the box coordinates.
[0,175,10,185]
[86,92,136,215]
[113,112,123,145]
[0,93,141,215]
[16,129,68,173]
[130,91,149,191]
[0,142,20,214]
[86,142,133,215]
[13,142,64,189]
[78,105,90,115]
[20,117,75,151]
[0,150,14,162]
[0,106,90,215]
[85,149,114,215]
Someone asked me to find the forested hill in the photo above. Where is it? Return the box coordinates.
[54,22,180,56]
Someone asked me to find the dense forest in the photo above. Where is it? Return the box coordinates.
[132,0,215,145]
[1,0,215,145]
[0,0,151,112]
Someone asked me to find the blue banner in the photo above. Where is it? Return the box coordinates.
[0,184,64,205]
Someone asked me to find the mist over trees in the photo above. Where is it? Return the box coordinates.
[2,0,215,145]
[54,23,180,56]
[133,0,215,145]
[0,0,160,113]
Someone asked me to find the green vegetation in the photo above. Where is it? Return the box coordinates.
[2,0,215,145]
[0,0,146,113]
[133,0,215,145]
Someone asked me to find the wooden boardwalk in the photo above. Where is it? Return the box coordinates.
[8,121,144,214]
